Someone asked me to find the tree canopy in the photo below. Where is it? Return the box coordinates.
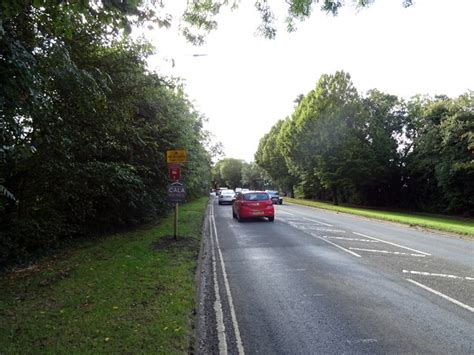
[0,0,213,265]
[211,159,269,191]
[255,71,473,215]
[181,0,414,41]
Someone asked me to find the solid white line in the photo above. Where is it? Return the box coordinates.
[403,270,474,281]
[302,217,333,227]
[315,235,361,257]
[349,248,426,257]
[325,236,378,242]
[406,278,474,313]
[209,206,228,355]
[211,205,245,355]
[353,232,431,256]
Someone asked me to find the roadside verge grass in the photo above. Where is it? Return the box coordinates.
[284,197,474,237]
[0,197,209,353]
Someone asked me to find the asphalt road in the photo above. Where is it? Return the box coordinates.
[196,197,474,354]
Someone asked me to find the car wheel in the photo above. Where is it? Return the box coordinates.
[268,216,274,222]
[237,213,242,222]
[218,201,222,205]
[279,200,282,205]
[232,209,236,219]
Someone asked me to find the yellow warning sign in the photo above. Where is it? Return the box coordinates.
[166,150,187,163]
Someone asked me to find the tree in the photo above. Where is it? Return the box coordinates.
[0,3,213,263]
[358,89,405,206]
[241,162,268,190]
[213,158,245,189]
[181,0,414,42]
[279,71,370,204]
[255,120,298,196]
[403,94,474,215]
[435,93,474,214]
[270,72,409,206]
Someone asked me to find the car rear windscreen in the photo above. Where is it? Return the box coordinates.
[243,193,269,201]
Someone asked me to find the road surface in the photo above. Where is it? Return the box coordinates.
[196,197,474,354]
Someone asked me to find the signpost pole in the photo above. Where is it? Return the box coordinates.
[174,203,178,240]
[166,150,187,241]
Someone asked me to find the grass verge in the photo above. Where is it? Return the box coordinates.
[0,197,209,354]
[284,197,474,237]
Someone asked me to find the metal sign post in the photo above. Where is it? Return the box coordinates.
[167,182,186,240]
[174,203,179,240]
[166,150,187,240]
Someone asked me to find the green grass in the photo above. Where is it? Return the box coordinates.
[0,197,209,354]
[284,197,474,237]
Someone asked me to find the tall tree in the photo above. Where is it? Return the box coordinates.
[358,89,405,206]
[241,162,268,190]
[403,94,474,214]
[255,120,298,196]
[280,71,370,204]
[213,158,245,189]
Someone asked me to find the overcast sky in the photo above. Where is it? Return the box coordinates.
[144,0,474,162]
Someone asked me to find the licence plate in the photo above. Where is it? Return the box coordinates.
[252,211,264,215]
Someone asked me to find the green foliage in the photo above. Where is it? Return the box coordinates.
[278,71,373,204]
[255,119,298,196]
[241,162,268,190]
[435,93,474,213]
[180,0,414,42]
[403,93,474,215]
[212,158,245,189]
[0,2,212,264]
[212,158,269,191]
[256,72,473,216]
[0,197,209,353]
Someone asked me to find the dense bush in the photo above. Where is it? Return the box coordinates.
[0,3,212,264]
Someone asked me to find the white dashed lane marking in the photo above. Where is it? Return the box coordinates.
[407,279,474,313]
[302,217,333,227]
[403,270,474,281]
[315,234,362,258]
[325,236,378,242]
[314,228,346,233]
[349,248,426,257]
[346,338,378,345]
[353,232,431,256]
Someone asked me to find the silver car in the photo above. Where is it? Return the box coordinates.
[218,189,235,205]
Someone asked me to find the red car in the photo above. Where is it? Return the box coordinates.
[232,191,274,222]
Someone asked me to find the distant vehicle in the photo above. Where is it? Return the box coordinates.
[218,189,235,205]
[217,187,228,197]
[241,188,250,193]
[232,191,274,222]
[266,190,283,205]
[235,187,242,194]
